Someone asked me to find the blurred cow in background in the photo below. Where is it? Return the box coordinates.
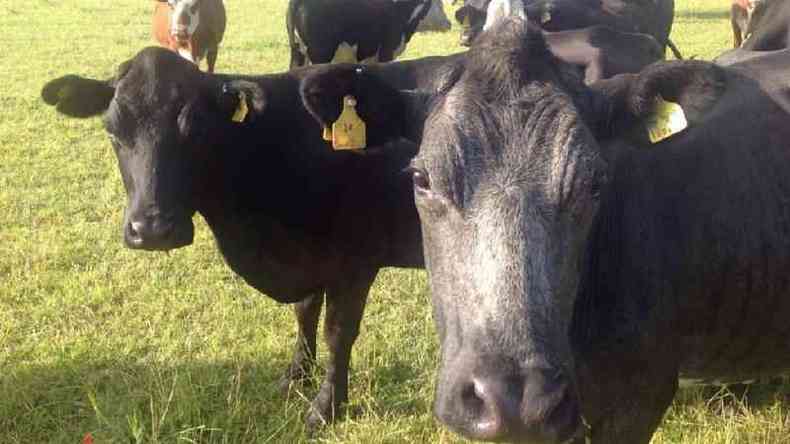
[152,0,226,72]
[287,0,432,68]
[731,0,764,47]
[417,0,452,32]
[454,0,679,58]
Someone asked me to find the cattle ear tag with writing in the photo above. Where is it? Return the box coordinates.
[462,15,471,29]
[231,91,248,123]
[646,96,687,143]
[331,95,366,150]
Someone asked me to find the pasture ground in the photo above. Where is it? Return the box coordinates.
[1,0,789,442]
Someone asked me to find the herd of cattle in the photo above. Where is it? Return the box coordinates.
[40,0,790,442]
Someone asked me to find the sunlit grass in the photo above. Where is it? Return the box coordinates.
[1,0,787,442]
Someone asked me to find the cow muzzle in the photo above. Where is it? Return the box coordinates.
[124,213,194,251]
[436,363,582,443]
[459,27,480,47]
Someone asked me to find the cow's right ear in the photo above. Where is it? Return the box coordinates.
[588,60,727,143]
[299,64,431,146]
[41,75,115,118]
[217,80,267,124]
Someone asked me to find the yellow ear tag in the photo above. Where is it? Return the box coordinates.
[462,15,471,29]
[322,126,333,141]
[331,95,367,150]
[646,96,688,143]
[231,91,248,123]
[541,9,551,24]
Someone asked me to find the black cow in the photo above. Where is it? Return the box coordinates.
[736,0,790,51]
[542,25,663,83]
[299,8,790,444]
[455,0,679,58]
[40,48,459,430]
[287,0,431,69]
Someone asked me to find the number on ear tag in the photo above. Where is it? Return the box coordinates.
[646,96,687,143]
[331,95,366,150]
[231,91,248,123]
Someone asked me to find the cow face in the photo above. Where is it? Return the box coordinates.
[42,48,264,251]
[170,0,201,41]
[455,4,489,46]
[411,23,603,444]
[303,16,607,442]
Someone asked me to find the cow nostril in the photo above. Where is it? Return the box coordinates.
[460,382,485,418]
[460,378,516,440]
[126,221,145,245]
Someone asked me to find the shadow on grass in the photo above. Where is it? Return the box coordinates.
[1,357,302,443]
[0,352,433,444]
[675,377,790,412]
[675,10,730,21]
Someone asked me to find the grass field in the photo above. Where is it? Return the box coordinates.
[1,0,789,442]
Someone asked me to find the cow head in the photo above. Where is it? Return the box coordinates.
[300,4,724,442]
[42,47,265,251]
[455,0,491,46]
[169,0,201,42]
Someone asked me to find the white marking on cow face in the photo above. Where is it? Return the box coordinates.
[171,0,200,38]
[483,0,527,31]
[178,47,196,63]
[331,42,360,63]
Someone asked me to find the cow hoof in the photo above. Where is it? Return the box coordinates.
[304,388,342,432]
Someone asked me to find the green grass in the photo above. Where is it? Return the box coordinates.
[1,0,788,442]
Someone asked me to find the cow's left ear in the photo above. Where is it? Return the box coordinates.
[589,60,727,144]
[41,75,116,118]
[299,63,432,146]
[217,80,267,124]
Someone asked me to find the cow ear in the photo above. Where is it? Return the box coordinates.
[483,0,527,31]
[41,75,115,118]
[299,64,431,145]
[590,60,726,143]
[217,80,267,124]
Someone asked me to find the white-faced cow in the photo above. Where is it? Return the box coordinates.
[455,0,680,58]
[287,0,431,68]
[299,7,790,444]
[152,0,226,72]
[40,48,462,430]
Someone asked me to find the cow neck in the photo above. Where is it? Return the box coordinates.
[193,73,348,298]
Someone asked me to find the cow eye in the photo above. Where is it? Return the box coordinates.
[408,167,431,192]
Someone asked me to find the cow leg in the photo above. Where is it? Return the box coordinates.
[305,270,377,430]
[278,292,324,393]
[207,46,218,73]
[290,47,307,69]
[732,7,743,48]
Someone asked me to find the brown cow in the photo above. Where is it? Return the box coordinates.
[152,0,226,72]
